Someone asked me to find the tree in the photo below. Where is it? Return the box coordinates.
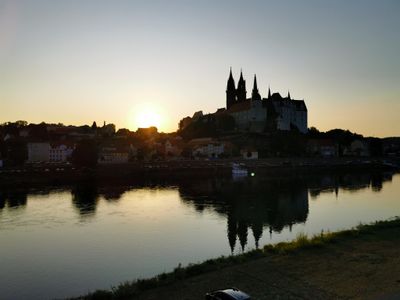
[6,139,27,165]
[29,123,48,140]
[308,126,320,137]
[72,139,98,168]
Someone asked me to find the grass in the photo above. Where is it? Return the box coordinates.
[69,217,400,300]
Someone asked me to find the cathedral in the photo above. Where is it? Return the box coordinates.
[224,69,308,133]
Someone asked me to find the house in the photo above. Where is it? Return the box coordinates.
[164,138,184,158]
[240,147,259,159]
[27,142,50,163]
[189,138,226,158]
[307,139,338,157]
[98,142,133,164]
[383,138,400,156]
[344,140,370,157]
[49,142,75,162]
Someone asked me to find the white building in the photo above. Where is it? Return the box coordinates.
[227,98,266,132]
[241,148,259,159]
[49,142,75,162]
[267,93,308,133]
[189,138,226,158]
[27,142,50,163]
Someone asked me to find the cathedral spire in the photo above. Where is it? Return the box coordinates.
[287,91,291,100]
[226,68,236,109]
[268,86,271,99]
[236,68,247,102]
[251,75,261,101]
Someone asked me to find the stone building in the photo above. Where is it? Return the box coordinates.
[225,69,308,133]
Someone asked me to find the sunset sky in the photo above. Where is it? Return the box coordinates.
[1,0,399,137]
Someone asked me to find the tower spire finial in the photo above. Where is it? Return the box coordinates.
[251,74,261,101]
[226,67,236,109]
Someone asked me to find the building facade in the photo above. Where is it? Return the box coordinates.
[225,69,308,133]
[49,142,75,162]
[27,142,50,163]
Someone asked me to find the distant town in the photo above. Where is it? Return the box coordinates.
[1,70,400,168]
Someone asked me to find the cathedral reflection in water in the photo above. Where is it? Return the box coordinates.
[0,170,396,251]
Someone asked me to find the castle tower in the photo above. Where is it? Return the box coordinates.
[226,68,236,109]
[236,70,247,102]
[251,75,261,101]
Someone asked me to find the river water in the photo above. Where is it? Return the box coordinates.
[0,170,399,300]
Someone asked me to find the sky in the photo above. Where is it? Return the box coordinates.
[1,0,399,137]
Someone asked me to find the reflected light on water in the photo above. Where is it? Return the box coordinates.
[0,171,399,299]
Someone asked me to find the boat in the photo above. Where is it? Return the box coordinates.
[232,163,248,176]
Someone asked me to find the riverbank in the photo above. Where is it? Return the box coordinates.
[72,217,400,300]
[1,157,399,187]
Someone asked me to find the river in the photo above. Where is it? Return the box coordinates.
[0,170,399,299]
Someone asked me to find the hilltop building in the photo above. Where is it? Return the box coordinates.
[225,69,308,133]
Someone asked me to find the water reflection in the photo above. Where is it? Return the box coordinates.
[71,182,99,217]
[178,178,309,251]
[0,170,396,251]
[0,189,28,209]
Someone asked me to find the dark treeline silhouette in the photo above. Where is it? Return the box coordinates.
[1,120,399,168]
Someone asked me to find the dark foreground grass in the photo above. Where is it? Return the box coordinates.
[68,217,400,300]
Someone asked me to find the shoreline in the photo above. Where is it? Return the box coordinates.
[71,217,400,300]
[1,157,399,187]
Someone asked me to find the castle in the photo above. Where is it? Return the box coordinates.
[224,69,307,133]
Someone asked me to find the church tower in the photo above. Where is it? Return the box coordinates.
[251,75,261,101]
[236,70,247,102]
[226,68,236,109]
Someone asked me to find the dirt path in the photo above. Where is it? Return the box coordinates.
[136,226,400,299]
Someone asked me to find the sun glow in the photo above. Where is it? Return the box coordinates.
[134,105,162,129]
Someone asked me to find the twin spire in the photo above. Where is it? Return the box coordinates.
[227,68,293,103]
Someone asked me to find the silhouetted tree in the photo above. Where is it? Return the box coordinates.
[91,121,97,130]
[72,139,98,168]
[308,126,320,137]
[368,138,383,157]
[5,139,27,165]
[29,122,48,140]
[116,128,132,138]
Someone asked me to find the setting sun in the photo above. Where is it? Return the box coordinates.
[134,106,162,129]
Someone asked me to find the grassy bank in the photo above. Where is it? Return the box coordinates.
[70,217,400,300]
